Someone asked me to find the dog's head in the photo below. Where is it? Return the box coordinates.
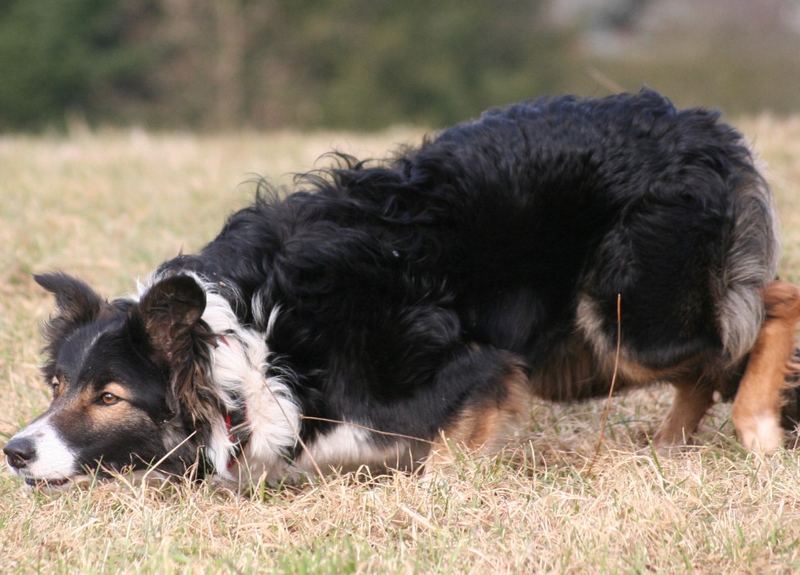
[3,273,214,488]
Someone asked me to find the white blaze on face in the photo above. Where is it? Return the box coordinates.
[6,415,77,479]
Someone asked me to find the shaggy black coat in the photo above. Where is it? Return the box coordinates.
[154,89,775,450]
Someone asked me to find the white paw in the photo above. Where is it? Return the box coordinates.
[736,413,784,454]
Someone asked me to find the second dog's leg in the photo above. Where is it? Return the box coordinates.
[654,380,715,448]
[733,281,800,453]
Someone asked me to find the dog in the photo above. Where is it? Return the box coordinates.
[2,89,787,489]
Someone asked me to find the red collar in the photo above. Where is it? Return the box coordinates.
[223,409,244,471]
[217,333,244,471]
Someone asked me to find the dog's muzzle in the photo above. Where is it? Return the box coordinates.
[3,416,78,487]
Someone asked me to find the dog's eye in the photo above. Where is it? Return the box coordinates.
[49,376,61,396]
[98,392,119,406]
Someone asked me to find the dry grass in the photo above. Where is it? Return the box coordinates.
[2,119,800,573]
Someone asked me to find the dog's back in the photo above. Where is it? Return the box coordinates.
[243,90,775,381]
[177,90,778,449]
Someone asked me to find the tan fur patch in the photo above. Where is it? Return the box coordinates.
[653,379,715,448]
[50,375,65,400]
[101,382,131,401]
[50,382,142,433]
[544,293,705,405]
[732,281,800,453]
[86,400,135,428]
[651,281,800,450]
[425,366,532,470]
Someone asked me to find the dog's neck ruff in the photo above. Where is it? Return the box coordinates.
[216,334,246,470]
[197,282,302,480]
[139,273,301,480]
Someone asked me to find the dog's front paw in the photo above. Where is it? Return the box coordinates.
[734,411,784,454]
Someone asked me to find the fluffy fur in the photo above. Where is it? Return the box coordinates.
[3,90,782,488]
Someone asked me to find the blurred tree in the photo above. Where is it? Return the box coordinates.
[154,0,566,130]
[0,0,798,131]
[0,0,159,130]
[247,0,566,129]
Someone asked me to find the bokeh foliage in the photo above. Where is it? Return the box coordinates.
[0,0,798,131]
[0,0,158,130]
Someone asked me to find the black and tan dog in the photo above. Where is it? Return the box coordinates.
[2,90,790,489]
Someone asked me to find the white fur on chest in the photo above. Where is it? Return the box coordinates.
[202,290,301,479]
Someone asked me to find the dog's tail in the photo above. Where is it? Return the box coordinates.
[715,170,780,365]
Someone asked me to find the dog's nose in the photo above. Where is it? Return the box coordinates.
[3,437,36,469]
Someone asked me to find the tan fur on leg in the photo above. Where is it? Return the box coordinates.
[424,370,532,472]
[733,281,800,453]
[654,380,715,448]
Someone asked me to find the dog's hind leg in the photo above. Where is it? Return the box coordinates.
[653,379,715,448]
[732,281,800,453]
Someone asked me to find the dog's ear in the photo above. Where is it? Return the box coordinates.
[138,275,207,362]
[138,275,216,421]
[34,272,105,344]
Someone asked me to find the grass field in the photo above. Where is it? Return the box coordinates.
[2,118,800,574]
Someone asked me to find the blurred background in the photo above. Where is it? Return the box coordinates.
[0,0,799,132]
